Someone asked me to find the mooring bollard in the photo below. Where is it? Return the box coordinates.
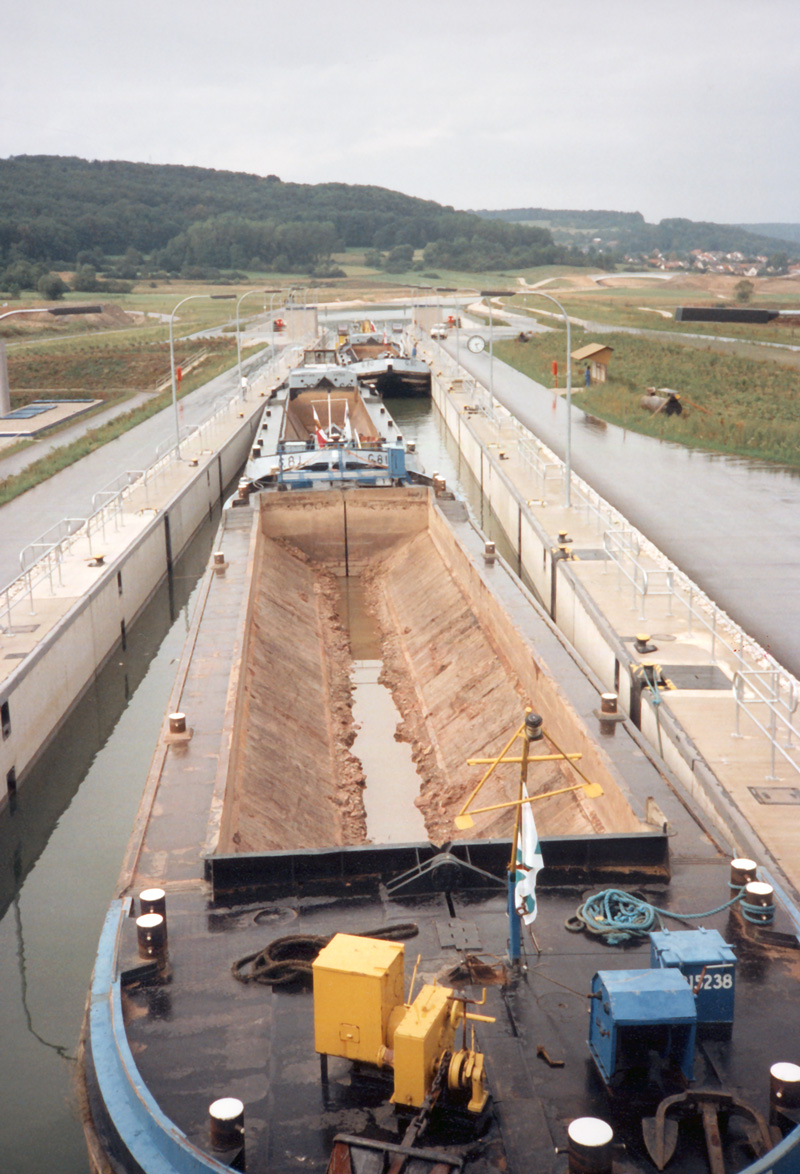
[136,913,167,959]
[730,857,758,889]
[209,1096,245,1152]
[743,880,775,923]
[139,887,167,929]
[567,1117,614,1174]
[169,713,186,735]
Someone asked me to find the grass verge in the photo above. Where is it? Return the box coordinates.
[0,347,253,507]
[494,329,800,468]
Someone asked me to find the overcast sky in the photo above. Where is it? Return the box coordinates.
[2,0,797,225]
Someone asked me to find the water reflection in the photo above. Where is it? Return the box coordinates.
[0,507,220,1174]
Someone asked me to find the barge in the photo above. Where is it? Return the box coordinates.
[337,322,432,397]
[239,355,424,493]
[80,380,800,1174]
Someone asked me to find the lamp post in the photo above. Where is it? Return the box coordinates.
[0,303,103,415]
[236,288,280,398]
[523,291,573,507]
[267,289,285,354]
[168,293,235,458]
[480,289,516,406]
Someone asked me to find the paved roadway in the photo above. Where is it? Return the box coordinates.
[443,329,800,680]
[0,345,276,591]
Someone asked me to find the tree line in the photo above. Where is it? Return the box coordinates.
[0,155,588,286]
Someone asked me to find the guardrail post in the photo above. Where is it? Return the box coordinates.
[711,607,717,662]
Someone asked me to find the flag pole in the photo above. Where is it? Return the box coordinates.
[508,730,528,964]
[509,710,540,963]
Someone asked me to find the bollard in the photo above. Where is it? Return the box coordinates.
[139,887,166,929]
[730,858,758,889]
[567,1117,614,1174]
[484,541,496,564]
[634,633,655,654]
[771,1062,800,1130]
[213,551,227,574]
[209,1097,245,1151]
[596,692,625,735]
[136,913,166,959]
[169,713,186,735]
[743,881,775,923]
[407,440,416,453]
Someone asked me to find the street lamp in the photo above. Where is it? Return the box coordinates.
[236,289,278,398]
[522,291,573,507]
[268,289,286,353]
[168,293,235,458]
[0,303,103,415]
[480,289,516,404]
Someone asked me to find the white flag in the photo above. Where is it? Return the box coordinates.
[514,784,544,924]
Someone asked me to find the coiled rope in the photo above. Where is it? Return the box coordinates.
[231,922,419,987]
[740,894,776,924]
[565,888,746,946]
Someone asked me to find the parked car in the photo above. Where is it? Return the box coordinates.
[430,322,448,339]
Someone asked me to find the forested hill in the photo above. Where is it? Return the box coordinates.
[0,155,573,275]
[474,206,799,258]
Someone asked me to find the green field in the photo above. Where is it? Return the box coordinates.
[494,327,800,467]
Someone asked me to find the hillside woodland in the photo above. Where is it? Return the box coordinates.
[0,155,578,289]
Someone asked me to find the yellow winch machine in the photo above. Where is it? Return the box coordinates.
[313,932,494,1117]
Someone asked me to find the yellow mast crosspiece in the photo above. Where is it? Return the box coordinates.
[466,753,582,765]
[455,710,603,832]
[455,780,603,830]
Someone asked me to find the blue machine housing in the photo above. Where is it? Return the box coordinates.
[649,928,736,1028]
[589,969,697,1087]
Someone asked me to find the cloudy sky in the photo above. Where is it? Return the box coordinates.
[2,0,797,225]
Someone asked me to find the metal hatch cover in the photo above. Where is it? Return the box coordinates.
[436,920,482,950]
[749,786,800,805]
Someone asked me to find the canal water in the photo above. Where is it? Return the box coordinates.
[0,508,221,1174]
[337,576,427,844]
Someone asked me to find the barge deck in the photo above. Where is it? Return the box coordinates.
[81,482,800,1174]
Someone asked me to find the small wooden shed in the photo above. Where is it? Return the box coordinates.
[572,342,614,384]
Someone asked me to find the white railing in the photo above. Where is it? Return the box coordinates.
[424,318,800,772]
[1,345,296,635]
[734,670,800,780]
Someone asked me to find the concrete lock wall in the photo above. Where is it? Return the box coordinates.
[431,376,646,754]
[1,410,261,792]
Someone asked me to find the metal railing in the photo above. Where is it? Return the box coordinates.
[1,344,297,636]
[734,670,800,780]
[425,323,800,772]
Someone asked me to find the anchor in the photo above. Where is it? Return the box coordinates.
[642,1089,773,1173]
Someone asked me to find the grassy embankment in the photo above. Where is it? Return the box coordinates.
[494,326,800,468]
[0,312,259,505]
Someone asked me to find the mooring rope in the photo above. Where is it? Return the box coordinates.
[565,888,746,946]
[231,922,419,987]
